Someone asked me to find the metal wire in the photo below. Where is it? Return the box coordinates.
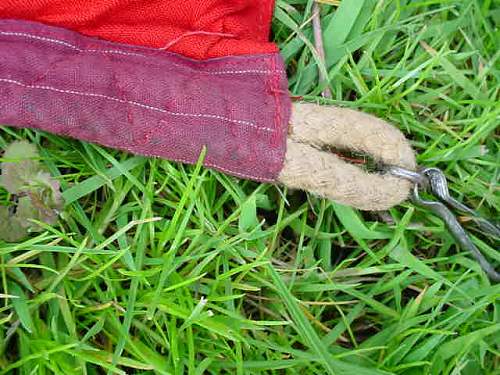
[385,165,428,186]
[386,165,500,282]
[421,167,500,238]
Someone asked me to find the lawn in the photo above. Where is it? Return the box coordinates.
[1,0,499,374]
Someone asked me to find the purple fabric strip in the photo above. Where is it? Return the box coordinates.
[0,19,290,182]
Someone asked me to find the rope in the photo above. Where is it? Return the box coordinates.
[278,103,416,210]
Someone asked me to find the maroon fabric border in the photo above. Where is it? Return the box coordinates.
[0,19,290,182]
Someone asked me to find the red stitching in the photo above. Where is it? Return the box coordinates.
[271,56,282,147]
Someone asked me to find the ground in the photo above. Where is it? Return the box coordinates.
[1,0,499,374]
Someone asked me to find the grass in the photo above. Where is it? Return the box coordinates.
[1,0,499,374]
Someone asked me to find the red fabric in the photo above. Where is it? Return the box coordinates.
[0,0,277,59]
[0,1,290,182]
[0,19,290,181]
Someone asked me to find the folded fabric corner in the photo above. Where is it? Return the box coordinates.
[0,0,291,182]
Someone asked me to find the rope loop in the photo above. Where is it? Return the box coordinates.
[278,103,417,210]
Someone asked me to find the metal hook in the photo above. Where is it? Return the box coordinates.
[421,167,500,238]
[410,184,500,282]
[386,165,500,282]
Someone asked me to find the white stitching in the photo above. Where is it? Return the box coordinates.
[205,70,281,75]
[1,31,78,50]
[86,49,145,58]
[0,29,283,181]
[0,32,147,58]
[0,78,274,132]
[0,31,285,75]
[206,162,271,181]
[0,77,277,180]
[206,162,273,181]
